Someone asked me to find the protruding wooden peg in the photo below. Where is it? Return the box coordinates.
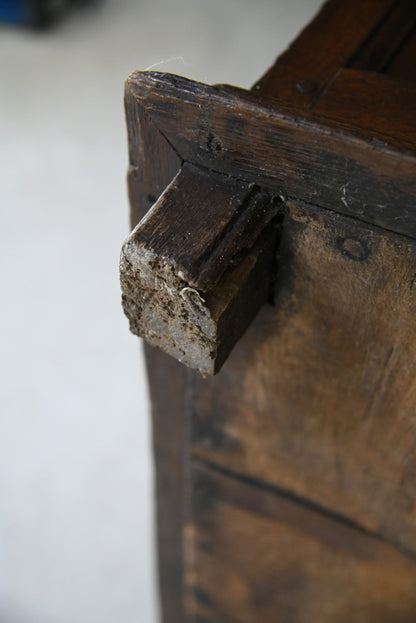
[120,162,280,375]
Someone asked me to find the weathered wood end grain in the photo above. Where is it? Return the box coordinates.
[120,163,280,375]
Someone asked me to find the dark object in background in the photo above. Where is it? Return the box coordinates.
[0,0,88,28]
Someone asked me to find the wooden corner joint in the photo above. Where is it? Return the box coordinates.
[120,162,281,375]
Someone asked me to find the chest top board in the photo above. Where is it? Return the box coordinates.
[120,1,416,621]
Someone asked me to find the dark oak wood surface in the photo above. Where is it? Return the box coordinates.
[121,0,416,621]
[124,72,185,623]
[347,0,416,75]
[185,463,416,623]
[189,202,416,556]
[253,0,396,107]
[126,71,416,240]
[386,32,416,81]
[145,345,188,622]
[313,68,416,152]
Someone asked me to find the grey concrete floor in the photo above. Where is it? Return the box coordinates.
[0,1,322,621]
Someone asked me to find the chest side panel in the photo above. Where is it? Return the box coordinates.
[189,201,416,555]
[184,463,416,623]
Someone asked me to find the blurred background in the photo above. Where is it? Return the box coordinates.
[0,1,322,621]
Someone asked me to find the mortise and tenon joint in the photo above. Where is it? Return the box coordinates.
[120,162,280,375]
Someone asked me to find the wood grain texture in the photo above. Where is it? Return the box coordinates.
[185,463,416,623]
[124,80,181,228]
[384,26,416,81]
[188,201,416,556]
[314,68,416,153]
[252,0,395,107]
[127,71,416,240]
[347,0,416,74]
[121,163,280,374]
